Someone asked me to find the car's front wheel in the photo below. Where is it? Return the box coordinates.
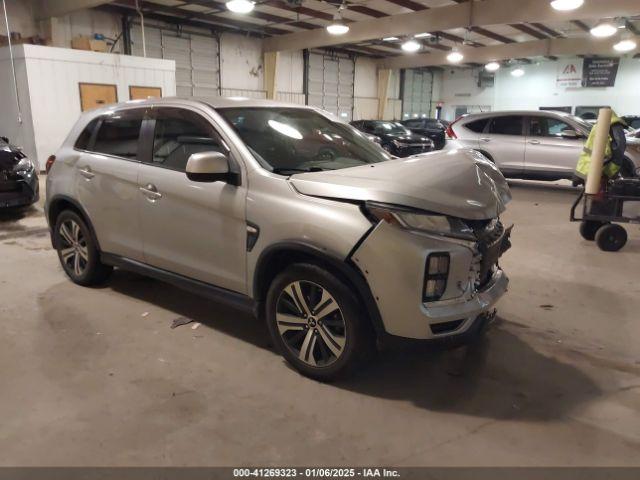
[266,264,374,381]
[54,210,112,286]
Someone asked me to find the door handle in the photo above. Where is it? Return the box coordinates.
[139,183,162,200]
[480,137,491,143]
[78,166,95,180]
[528,140,541,145]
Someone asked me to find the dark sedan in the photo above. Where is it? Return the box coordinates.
[349,120,434,157]
[400,118,447,150]
[0,136,39,209]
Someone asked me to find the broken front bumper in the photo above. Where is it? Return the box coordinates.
[351,220,509,340]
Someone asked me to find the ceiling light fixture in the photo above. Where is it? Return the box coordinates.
[401,39,421,52]
[511,68,525,77]
[590,22,618,38]
[446,48,464,63]
[485,61,501,72]
[326,10,349,35]
[614,38,638,52]
[383,36,399,41]
[550,0,583,11]
[226,0,255,14]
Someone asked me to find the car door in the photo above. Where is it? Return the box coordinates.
[524,115,584,176]
[75,108,145,261]
[137,106,247,294]
[481,115,526,175]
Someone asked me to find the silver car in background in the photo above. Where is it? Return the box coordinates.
[45,97,512,380]
[447,110,640,181]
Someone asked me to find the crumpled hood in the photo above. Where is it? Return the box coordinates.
[0,141,24,173]
[289,149,512,220]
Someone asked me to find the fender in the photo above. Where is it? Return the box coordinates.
[253,241,386,336]
[47,194,102,252]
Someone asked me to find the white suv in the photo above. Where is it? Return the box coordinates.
[447,110,640,181]
[45,97,512,380]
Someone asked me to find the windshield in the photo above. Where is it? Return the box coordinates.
[371,122,410,135]
[218,107,392,174]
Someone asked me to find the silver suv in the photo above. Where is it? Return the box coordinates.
[45,98,512,380]
[447,110,640,181]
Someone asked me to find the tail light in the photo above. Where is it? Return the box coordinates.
[446,117,461,139]
[423,253,450,302]
[45,155,56,174]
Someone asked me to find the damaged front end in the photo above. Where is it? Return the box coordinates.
[0,140,39,209]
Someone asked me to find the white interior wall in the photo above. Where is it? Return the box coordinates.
[0,44,176,169]
[434,57,640,121]
[219,33,264,98]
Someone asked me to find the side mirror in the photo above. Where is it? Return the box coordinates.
[186,151,231,183]
[560,129,580,139]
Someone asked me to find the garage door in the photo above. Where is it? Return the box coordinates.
[402,69,433,119]
[307,51,354,120]
[130,24,220,99]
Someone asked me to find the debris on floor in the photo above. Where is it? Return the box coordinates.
[170,316,193,329]
[191,322,201,330]
[141,311,150,317]
[540,304,555,310]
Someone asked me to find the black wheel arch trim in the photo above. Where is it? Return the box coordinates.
[47,194,102,252]
[253,241,386,337]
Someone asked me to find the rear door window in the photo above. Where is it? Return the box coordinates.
[150,108,226,172]
[489,116,524,136]
[464,118,489,133]
[74,118,100,150]
[92,110,145,160]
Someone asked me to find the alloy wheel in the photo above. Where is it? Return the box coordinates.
[275,281,346,367]
[58,219,89,277]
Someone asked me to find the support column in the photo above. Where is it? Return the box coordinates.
[264,51,279,100]
[377,68,391,120]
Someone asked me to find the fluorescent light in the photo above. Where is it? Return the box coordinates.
[414,33,432,38]
[590,22,617,38]
[485,61,500,72]
[268,120,302,140]
[401,39,421,52]
[383,37,399,41]
[326,12,349,35]
[614,38,637,52]
[446,49,464,63]
[226,0,254,13]
[550,0,583,11]
[511,68,525,77]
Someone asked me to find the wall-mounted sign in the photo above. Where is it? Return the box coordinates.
[582,58,620,88]
[557,60,582,88]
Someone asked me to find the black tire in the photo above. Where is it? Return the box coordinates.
[580,220,606,241]
[619,158,638,178]
[54,210,112,286]
[265,263,375,381]
[595,224,627,252]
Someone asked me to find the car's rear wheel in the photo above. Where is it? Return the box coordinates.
[54,210,112,286]
[266,263,374,381]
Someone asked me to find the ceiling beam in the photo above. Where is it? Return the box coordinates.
[509,23,548,40]
[469,26,515,44]
[379,36,625,69]
[263,0,640,52]
[571,19,591,32]
[32,0,113,20]
[529,23,565,38]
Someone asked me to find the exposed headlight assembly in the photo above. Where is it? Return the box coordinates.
[363,201,475,240]
[13,158,34,174]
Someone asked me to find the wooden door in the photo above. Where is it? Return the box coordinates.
[79,83,118,111]
[129,86,162,100]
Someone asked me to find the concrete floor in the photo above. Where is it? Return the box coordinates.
[1,177,639,466]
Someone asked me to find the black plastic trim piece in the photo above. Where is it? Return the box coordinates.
[101,253,255,314]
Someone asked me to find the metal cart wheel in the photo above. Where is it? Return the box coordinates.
[580,221,607,241]
[595,224,628,252]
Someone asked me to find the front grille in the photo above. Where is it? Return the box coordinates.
[0,180,20,193]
